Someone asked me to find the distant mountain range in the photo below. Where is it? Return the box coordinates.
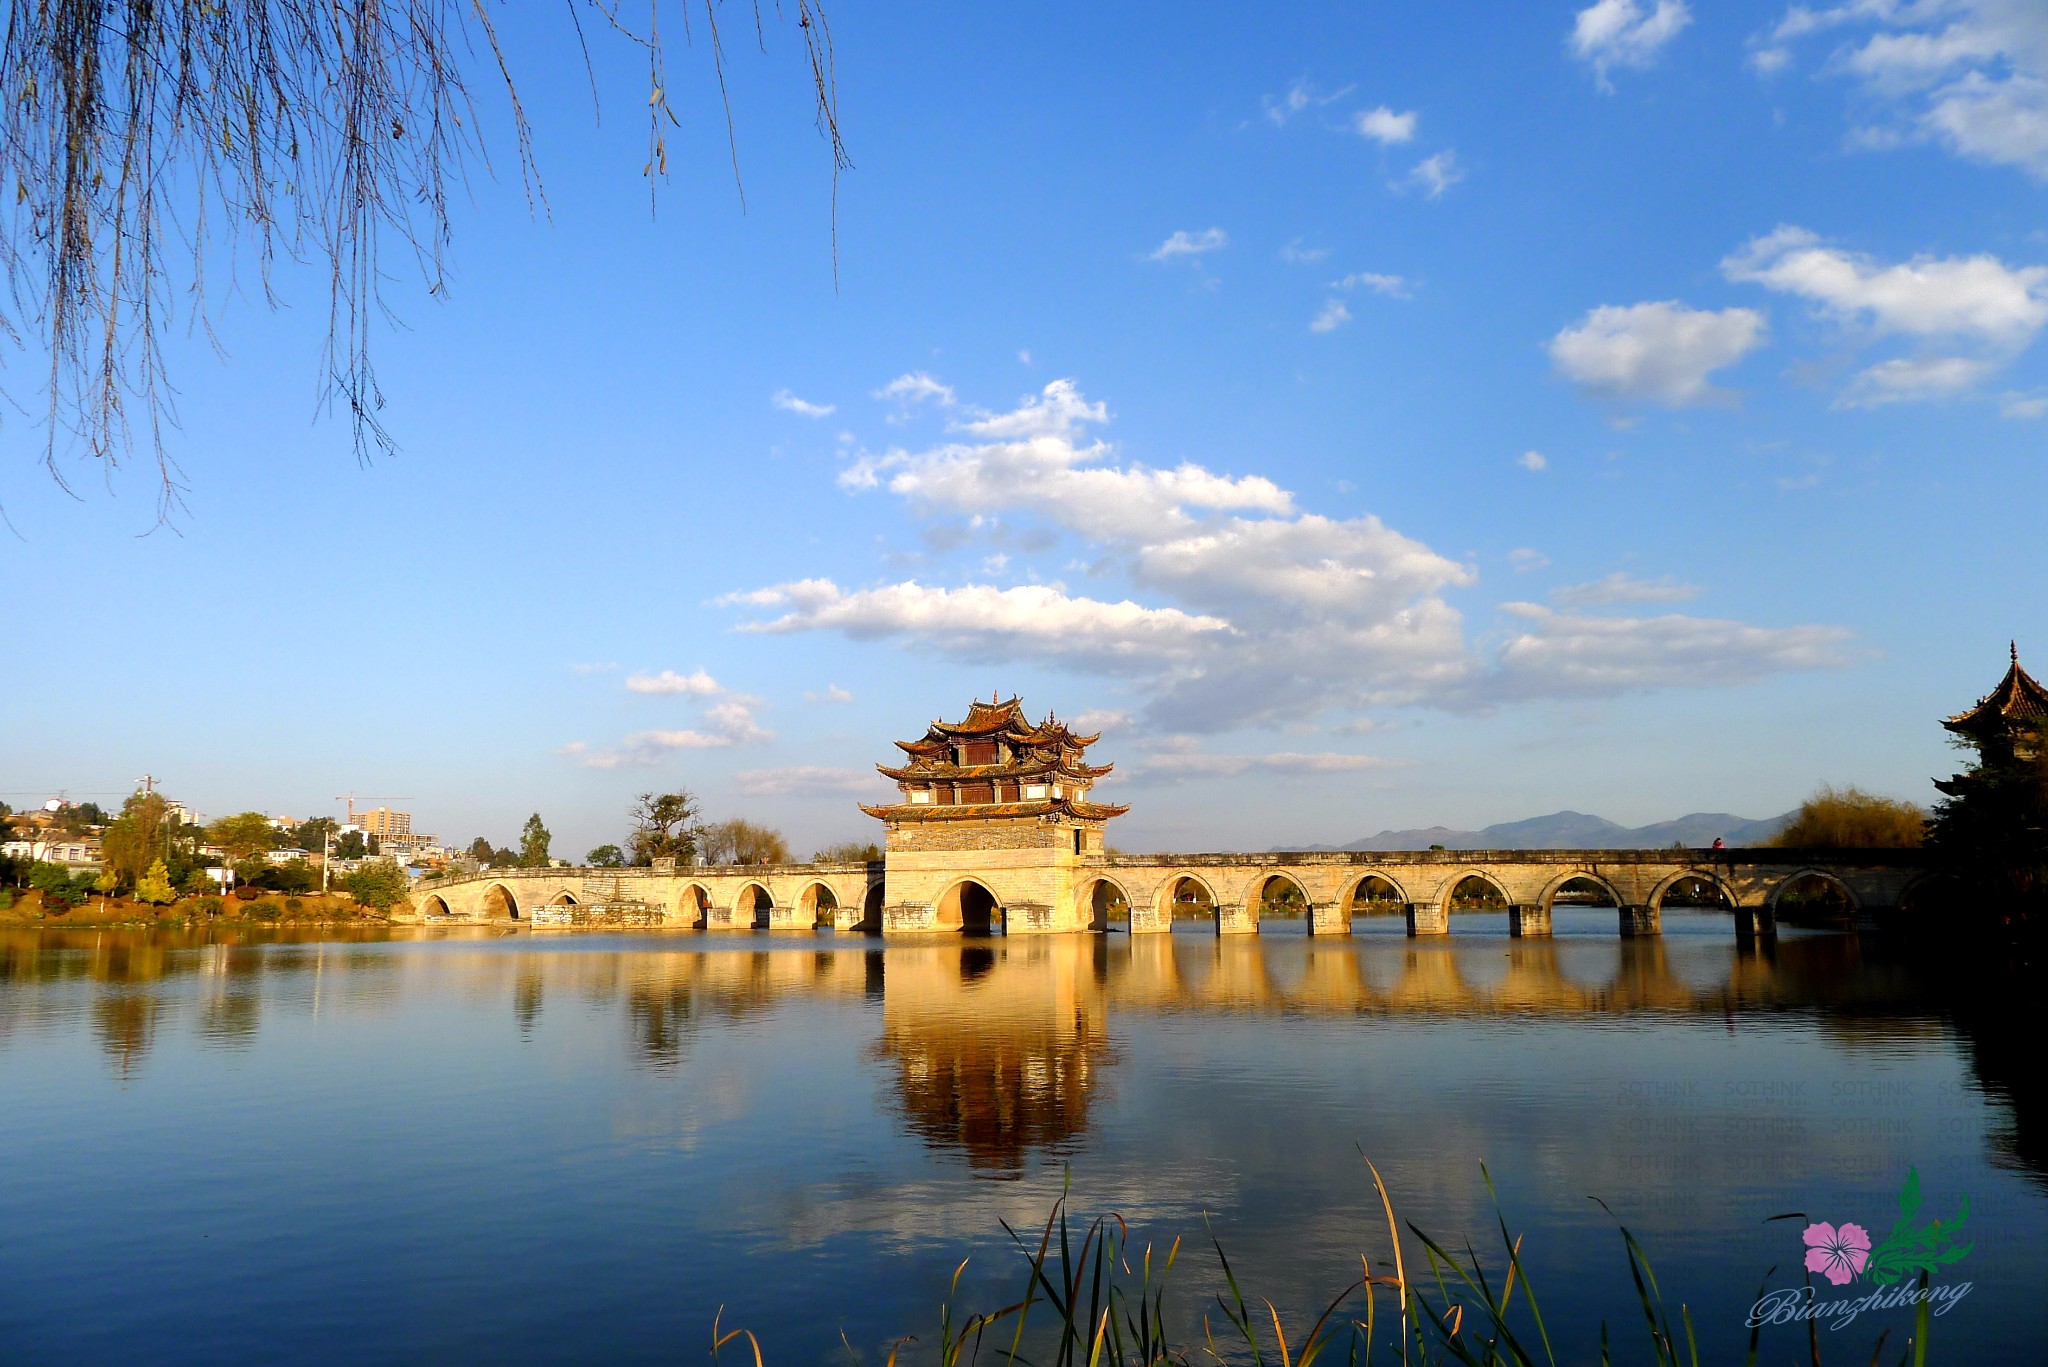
[1278,810,1796,853]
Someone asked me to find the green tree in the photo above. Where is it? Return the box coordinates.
[586,844,626,868]
[490,846,521,869]
[518,814,552,868]
[53,801,108,836]
[101,791,174,884]
[207,812,280,881]
[628,791,701,866]
[134,860,176,906]
[291,817,338,854]
[698,818,790,866]
[1928,696,2047,934]
[1771,786,1926,849]
[332,830,370,860]
[812,840,882,863]
[467,836,496,864]
[28,862,86,910]
[343,860,411,913]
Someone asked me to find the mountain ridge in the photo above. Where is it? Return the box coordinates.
[1273,809,1796,853]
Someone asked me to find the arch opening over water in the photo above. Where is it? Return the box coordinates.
[936,879,1000,935]
[803,882,840,929]
[1446,873,1508,930]
[737,883,775,929]
[678,884,711,927]
[1083,878,1130,932]
[1160,875,1217,930]
[1252,873,1309,931]
[483,884,520,920]
[1774,870,1857,922]
[1345,874,1407,918]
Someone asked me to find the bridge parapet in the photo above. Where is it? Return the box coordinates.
[406,849,1923,938]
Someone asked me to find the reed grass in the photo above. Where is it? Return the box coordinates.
[711,1158,1932,1366]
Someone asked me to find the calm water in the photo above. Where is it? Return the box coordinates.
[2,916,2042,1364]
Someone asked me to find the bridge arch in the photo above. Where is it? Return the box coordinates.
[676,882,712,927]
[1078,875,1133,932]
[799,880,840,928]
[1538,872,1622,915]
[1154,872,1220,930]
[736,881,775,929]
[420,894,452,918]
[1648,870,1737,913]
[1441,870,1510,924]
[548,890,578,907]
[1245,870,1311,931]
[483,883,521,920]
[935,877,1001,935]
[859,881,885,933]
[1770,868,1860,916]
[1343,872,1409,918]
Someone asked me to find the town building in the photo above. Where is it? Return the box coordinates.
[357,807,412,842]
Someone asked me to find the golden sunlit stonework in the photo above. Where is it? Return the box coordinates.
[416,695,1930,937]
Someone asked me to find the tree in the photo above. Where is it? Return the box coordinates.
[1928,700,2047,934]
[207,813,280,881]
[332,830,370,861]
[1,3,845,518]
[468,836,496,864]
[134,860,177,907]
[292,817,339,854]
[54,801,108,835]
[628,791,701,866]
[812,840,882,862]
[518,814,552,868]
[489,847,521,870]
[699,818,790,866]
[587,844,626,868]
[343,860,411,913]
[101,791,174,884]
[1771,786,1926,849]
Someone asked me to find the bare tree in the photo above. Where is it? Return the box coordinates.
[698,816,787,865]
[0,2,847,523]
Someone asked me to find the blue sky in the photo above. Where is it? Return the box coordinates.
[4,2,2044,857]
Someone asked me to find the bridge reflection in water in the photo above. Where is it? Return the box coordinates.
[0,920,1965,1172]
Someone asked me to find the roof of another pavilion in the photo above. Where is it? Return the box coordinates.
[1944,643,2048,735]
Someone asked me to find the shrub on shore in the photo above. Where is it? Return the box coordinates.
[1772,786,1926,849]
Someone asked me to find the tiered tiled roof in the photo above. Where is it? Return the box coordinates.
[862,695,1129,820]
[1944,643,2048,738]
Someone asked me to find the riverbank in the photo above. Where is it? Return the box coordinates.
[0,888,387,928]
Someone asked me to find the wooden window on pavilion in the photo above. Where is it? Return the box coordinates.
[961,781,995,804]
[961,741,999,766]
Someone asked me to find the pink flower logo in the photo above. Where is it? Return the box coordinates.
[1803,1221,1872,1285]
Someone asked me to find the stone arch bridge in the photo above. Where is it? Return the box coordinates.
[409,847,1923,939]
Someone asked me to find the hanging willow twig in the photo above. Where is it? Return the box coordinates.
[0,1,848,526]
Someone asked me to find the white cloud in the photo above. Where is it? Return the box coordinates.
[625,668,722,696]
[804,684,855,704]
[1281,239,1330,265]
[1069,708,1132,734]
[1841,355,1999,406]
[1508,548,1552,573]
[726,579,1235,669]
[1572,1,1693,88]
[1331,272,1413,298]
[1761,2,2048,178]
[1404,150,1465,198]
[1723,226,2048,346]
[1548,301,1768,406]
[727,381,1846,731]
[1263,78,1354,127]
[562,701,773,769]
[1132,746,1406,781]
[1485,604,1855,699]
[771,389,836,418]
[874,371,957,408]
[2000,390,2048,418]
[1148,228,1229,262]
[1517,450,1548,472]
[1310,300,1353,333]
[1354,106,1419,144]
[733,767,878,798]
[1552,572,1701,606]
